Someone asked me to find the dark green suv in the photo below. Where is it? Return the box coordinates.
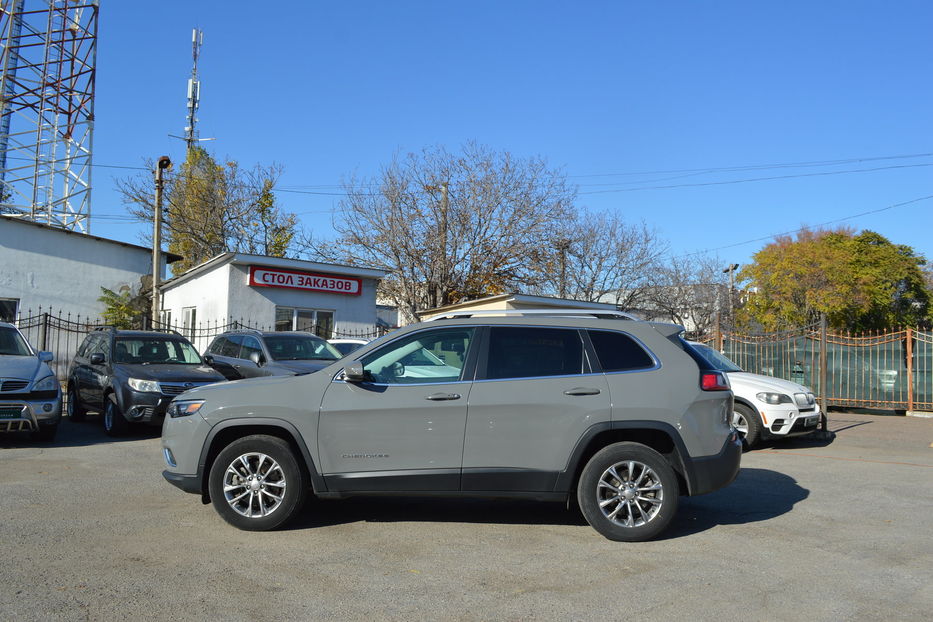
[162,310,741,541]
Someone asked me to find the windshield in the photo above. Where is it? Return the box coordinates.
[692,343,743,372]
[0,326,33,356]
[264,335,341,361]
[114,337,202,364]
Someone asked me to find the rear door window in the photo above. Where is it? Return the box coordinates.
[483,327,585,380]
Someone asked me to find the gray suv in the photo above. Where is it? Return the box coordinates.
[162,310,741,541]
[203,330,342,380]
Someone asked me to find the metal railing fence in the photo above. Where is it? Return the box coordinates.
[13,308,390,384]
[698,325,932,412]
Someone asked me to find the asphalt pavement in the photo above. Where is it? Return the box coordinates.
[1,412,931,621]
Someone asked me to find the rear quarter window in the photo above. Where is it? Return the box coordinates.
[587,330,656,372]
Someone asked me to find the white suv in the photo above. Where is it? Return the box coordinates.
[690,342,821,448]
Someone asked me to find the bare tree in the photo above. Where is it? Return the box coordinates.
[644,254,729,335]
[533,210,665,307]
[117,148,297,274]
[303,143,576,322]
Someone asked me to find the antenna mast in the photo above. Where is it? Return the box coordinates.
[184,28,202,152]
[0,0,99,232]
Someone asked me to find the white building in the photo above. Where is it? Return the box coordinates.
[0,215,174,322]
[159,253,387,350]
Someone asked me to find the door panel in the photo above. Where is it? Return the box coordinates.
[318,380,470,491]
[317,326,477,492]
[462,375,610,490]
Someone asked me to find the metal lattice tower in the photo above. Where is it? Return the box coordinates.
[0,0,99,233]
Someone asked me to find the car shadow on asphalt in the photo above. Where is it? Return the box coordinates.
[0,417,160,449]
[753,429,838,451]
[283,466,808,539]
[662,467,809,540]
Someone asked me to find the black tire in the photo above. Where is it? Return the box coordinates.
[208,435,309,531]
[67,386,86,422]
[577,442,679,542]
[732,402,762,449]
[103,394,129,437]
[31,423,58,442]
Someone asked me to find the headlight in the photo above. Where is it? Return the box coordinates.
[32,375,60,392]
[128,377,161,393]
[168,400,205,418]
[756,392,793,405]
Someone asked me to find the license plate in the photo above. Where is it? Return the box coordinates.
[0,406,23,419]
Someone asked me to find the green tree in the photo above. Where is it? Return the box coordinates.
[118,148,298,274]
[740,228,930,330]
[98,285,148,329]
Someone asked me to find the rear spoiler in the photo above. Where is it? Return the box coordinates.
[649,322,685,338]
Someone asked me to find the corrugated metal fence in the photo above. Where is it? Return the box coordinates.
[698,324,932,412]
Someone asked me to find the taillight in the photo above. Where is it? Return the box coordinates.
[701,371,730,391]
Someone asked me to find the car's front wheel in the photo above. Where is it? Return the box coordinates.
[67,385,86,422]
[577,442,679,542]
[732,402,762,449]
[103,395,129,437]
[208,435,309,531]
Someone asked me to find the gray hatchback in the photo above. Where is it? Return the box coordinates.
[162,310,741,541]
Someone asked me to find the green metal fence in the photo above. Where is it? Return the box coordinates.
[699,326,932,412]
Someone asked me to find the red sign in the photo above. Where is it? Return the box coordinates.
[249,266,362,296]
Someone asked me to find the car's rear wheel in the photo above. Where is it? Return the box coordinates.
[67,386,86,422]
[577,442,679,542]
[733,402,761,449]
[208,435,308,531]
[103,395,129,437]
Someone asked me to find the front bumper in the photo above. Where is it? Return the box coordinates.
[0,394,63,433]
[120,391,173,425]
[760,405,821,437]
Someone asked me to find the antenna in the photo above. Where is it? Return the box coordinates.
[169,28,214,151]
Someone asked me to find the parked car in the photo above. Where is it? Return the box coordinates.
[203,330,342,380]
[67,327,225,436]
[688,342,821,448]
[0,321,62,441]
[162,309,741,542]
[327,338,370,356]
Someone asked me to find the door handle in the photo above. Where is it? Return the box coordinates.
[425,392,461,401]
[564,387,601,396]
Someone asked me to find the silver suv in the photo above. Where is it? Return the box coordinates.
[162,310,741,541]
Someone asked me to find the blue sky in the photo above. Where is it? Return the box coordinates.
[90,1,933,268]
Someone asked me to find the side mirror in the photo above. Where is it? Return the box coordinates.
[248,351,265,366]
[203,354,214,365]
[38,351,54,363]
[89,353,105,365]
[343,363,367,382]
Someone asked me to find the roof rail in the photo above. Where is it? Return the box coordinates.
[427,308,639,321]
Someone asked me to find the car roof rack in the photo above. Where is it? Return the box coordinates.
[427,308,639,321]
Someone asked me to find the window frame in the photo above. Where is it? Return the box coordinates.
[473,325,596,382]
[341,326,481,387]
[582,329,661,375]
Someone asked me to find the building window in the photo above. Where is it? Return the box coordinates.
[182,307,197,339]
[0,298,18,323]
[274,306,334,339]
[160,309,172,328]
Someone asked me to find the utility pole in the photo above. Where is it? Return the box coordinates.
[556,238,571,298]
[151,156,172,327]
[722,263,739,328]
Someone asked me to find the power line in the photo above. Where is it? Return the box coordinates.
[670,193,933,260]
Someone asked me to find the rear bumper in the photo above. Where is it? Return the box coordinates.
[686,431,742,496]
